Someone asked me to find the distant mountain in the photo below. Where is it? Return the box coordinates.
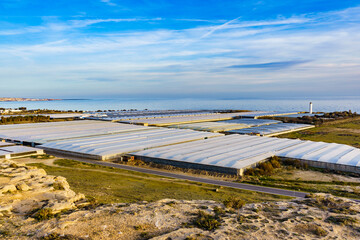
[0,97,61,102]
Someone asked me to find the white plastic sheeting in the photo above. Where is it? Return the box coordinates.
[168,122,249,132]
[40,128,221,160]
[0,142,14,147]
[221,119,282,126]
[279,113,323,118]
[237,111,299,118]
[131,135,305,170]
[132,135,360,173]
[167,119,283,132]
[121,113,250,126]
[227,123,314,136]
[277,141,360,167]
[0,145,44,159]
[86,110,215,121]
[0,120,151,143]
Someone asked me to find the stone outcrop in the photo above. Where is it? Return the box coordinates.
[0,158,359,240]
[0,159,85,217]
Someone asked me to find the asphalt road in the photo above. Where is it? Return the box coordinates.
[42,151,360,203]
[50,154,308,198]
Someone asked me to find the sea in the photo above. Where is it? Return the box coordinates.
[1,97,360,113]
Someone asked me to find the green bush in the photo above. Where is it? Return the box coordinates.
[326,216,358,226]
[0,115,51,124]
[244,156,282,176]
[295,223,328,237]
[52,182,65,191]
[33,208,54,221]
[223,197,245,209]
[192,210,221,231]
[213,206,226,217]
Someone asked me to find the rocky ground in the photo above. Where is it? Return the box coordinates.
[1,158,360,240]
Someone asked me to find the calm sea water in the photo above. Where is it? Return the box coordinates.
[1,97,360,112]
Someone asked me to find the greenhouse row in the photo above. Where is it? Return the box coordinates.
[131,135,304,175]
[221,118,281,126]
[87,110,215,121]
[0,145,44,159]
[131,135,360,175]
[233,111,299,118]
[0,141,14,147]
[121,113,248,126]
[168,122,250,132]
[0,120,150,144]
[40,128,221,160]
[227,123,314,136]
[168,119,282,132]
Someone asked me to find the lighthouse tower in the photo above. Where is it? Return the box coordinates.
[309,102,313,114]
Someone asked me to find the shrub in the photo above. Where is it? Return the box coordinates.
[52,182,65,191]
[33,208,54,221]
[270,157,281,168]
[281,159,308,169]
[40,233,83,240]
[223,197,245,209]
[244,156,282,176]
[213,206,226,217]
[192,210,221,231]
[326,216,358,226]
[295,223,328,237]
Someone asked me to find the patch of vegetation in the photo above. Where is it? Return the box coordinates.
[52,181,65,191]
[0,115,51,124]
[213,206,226,217]
[237,215,252,224]
[223,197,245,209]
[326,216,358,226]
[30,154,55,159]
[244,156,283,176]
[262,111,359,126]
[33,208,54,221]
[192,210,221,231]
[302,194,359,214]
[278,118,360,147]
[294,223,328,237]
[40,233,85,240]
[241,157,360,199]
[238,224,259,232]
[27,159,289,204]
[165,201,176,207]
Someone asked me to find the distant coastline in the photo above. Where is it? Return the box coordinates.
[0,97,62,102]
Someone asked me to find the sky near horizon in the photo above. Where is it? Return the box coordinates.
[1,0,360,99]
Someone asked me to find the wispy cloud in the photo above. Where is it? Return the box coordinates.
[100,0,116,7]
[1,6,360,98]
[0,18,162,36]
[228,60,311,69]
[200,17,240,39]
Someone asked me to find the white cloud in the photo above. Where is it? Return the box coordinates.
[0,6,360,97]
[100,0,116,6]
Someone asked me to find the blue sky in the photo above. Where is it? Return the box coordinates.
[1,0,360,99]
